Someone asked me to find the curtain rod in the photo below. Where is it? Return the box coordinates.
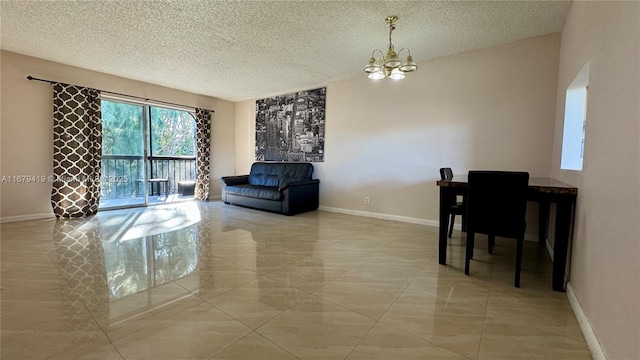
[26,75,214,113]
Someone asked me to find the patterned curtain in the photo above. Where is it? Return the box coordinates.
[51,83,102,218]
[194,108,212,201]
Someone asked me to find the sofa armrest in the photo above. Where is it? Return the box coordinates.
[221,175,249,186]
[281,179,319,215]
[278,179,320,191]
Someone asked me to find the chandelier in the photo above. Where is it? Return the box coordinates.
[364,15,417,80]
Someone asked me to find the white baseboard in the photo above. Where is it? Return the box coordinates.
[318,206,438,227]
[566,283,607,360]
[318,207,541,243]
[1,212,54,223]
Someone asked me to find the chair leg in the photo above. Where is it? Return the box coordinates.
[515,236,524,288]
[465,231,475,275]
[488,234,495,254]
[448,214,456,238]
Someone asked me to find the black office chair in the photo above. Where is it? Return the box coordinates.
[439,167,466,238]
[464,171,529,287]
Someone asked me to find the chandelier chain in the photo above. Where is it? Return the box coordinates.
[388,23,396,50]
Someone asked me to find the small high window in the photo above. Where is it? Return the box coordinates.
[560,63,589,171]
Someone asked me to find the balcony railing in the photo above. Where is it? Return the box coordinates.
[101,155,196,199]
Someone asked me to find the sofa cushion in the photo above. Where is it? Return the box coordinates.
[248,162,313,188]
[224,184,283,201]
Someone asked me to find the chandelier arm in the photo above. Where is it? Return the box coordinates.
[397,48,411,57]
[371,49,385,60]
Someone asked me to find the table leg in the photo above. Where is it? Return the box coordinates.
[439,187,454,265]
[538,200,550,245]
[552,201,572,292]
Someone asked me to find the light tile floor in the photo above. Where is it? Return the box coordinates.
[1,201,592,359]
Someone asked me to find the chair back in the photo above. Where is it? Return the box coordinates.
[439,167,454,180]
[466,171,529,239]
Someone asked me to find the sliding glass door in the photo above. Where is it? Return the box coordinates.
[99,100,147,209]
[147,107,197,201]
[99,99,197,210]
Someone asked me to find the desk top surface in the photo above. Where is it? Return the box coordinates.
[437,176,578,195]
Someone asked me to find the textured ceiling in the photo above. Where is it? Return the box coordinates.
[1,1,571,102]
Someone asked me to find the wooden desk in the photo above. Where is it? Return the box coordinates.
[437,176,578,291]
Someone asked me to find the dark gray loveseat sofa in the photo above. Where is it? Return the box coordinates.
[221,162,319,215]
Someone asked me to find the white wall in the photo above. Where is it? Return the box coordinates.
[235,33,561,227]
[0,51,236,220]
[551,2,640,359]
[234,100,255,175]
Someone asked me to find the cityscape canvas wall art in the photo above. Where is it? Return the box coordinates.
[255,87,326,162]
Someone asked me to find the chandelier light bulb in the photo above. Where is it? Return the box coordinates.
[368,69,385,80]
[389,68,405,80]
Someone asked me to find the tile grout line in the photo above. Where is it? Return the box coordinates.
[475,264,496,360]
[340,260,426,360]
